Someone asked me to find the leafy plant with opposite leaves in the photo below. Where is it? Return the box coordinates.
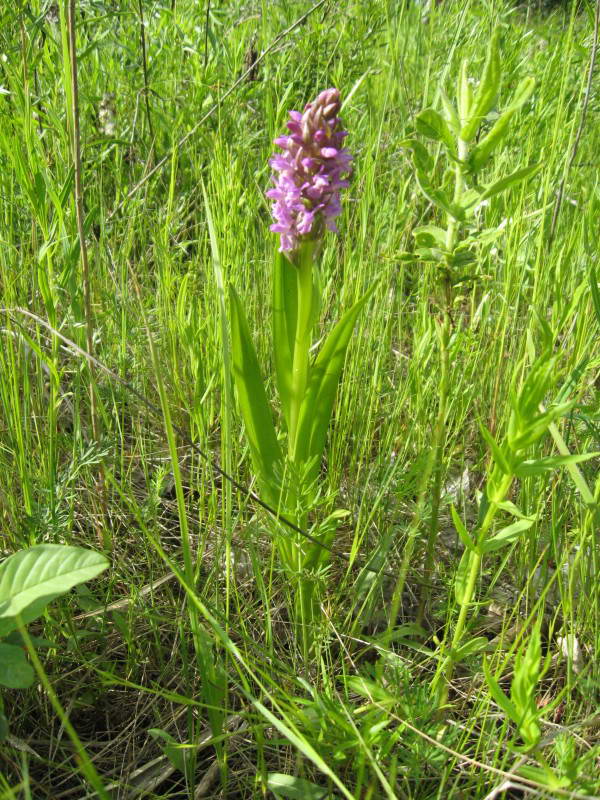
[432,344,597,707]
[389,29,541,626]
[484,622,580,791]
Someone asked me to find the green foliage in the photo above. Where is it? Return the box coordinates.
[273,250,298,433]
[482,620,574,792]
[468,77,536,172]
[148,728,195,782]
[230,234,372,649]
[0,643,34,689]
[294,284,377,487]
[0,1,599,797]
[268,773,330,799]
[460,30,502,142]
[404,28,539,284]
[0,545,109,640]
[0,542,108,751]
[229,285,283,506]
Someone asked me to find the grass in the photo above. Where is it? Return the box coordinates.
[1,0,600,797]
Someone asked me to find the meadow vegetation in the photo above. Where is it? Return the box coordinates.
[1,0,600,797]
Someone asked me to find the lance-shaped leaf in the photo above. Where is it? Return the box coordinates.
[513,451,599,478]
[229,286,283,504]
[400,138,433,172]
[273,251,298,431]
[479,423,512,475]
[412,225,447,248]
[440,90,460,133]
[471,163,541,205]
[294,285,376,484]
[483,657,519,720]
[267,773,329,800]
[453,636,489,661]
[589,266,600,328]
[457,60,473,128]
[511,624,544,749]
[415,170,465,221]
[461,30,501,142]
[481,518,535,553]
[469,77,535,172]
[454,548,478,605]
[415,108,456,154]
[496,500,533,520]
[451,505,475,551]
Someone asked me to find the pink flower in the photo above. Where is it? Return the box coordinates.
[267,88,352,253]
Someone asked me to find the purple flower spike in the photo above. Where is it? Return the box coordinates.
[267,88,352,253]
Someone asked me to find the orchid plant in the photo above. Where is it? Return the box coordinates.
[229,89,372,654]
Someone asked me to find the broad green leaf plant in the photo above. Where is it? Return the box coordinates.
[0,544,108,737]
[229,89,371,654]
[389,30,539,625]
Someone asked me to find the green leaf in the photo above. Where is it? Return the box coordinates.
[511,624,543,748]
[414,246,446,263]
[469,77,535,172]
[453,636,489,661]
[148,729,192,778]
[451,505,475,551]
[589,266,600,328]
[479,424,512,475]
[473,164,541,204]
[252,699,354,800]
[457,60,473,127]
[0,545,109,631]
[302,511,347,572]
[399,138,433,172]
[412,225,447,248]
[0,712,8,742]
[509,403,574,451]
[482,518,535,553]
[440,90,460,133]
[267,773,329,800]
[273,250,298,432]
[0,596,60,638]
[513,452,598,478]
[446,248,476,268]
[415,108,456,153]
[496,500,534,520]
[483,657,518,720]
[517,764,571,789]
[415,170,464,221]
[0,643,34,689]
[454,549,476,605]
[294,285,376,485]
[461,30,501,141]
[229,286,283,505]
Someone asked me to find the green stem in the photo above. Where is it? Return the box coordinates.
[288,249,314,462]
[386,313,450,634]
[286,246,319,657]
[296,561,318,661]
[417,312,451,623]
[433,470,513,707]
[387,459,435,634]
[415,138,468,622]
